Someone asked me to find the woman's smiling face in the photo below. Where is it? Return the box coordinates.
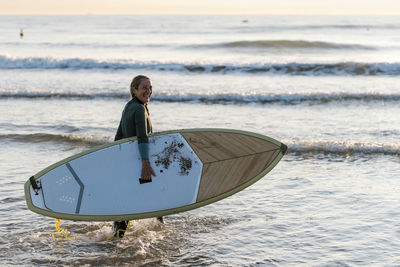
[135,78,152,104]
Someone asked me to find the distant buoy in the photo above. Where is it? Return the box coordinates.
[20,29,24,38]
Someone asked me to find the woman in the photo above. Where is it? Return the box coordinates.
[113,75,157,239]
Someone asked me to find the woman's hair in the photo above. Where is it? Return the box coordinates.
[130,75,150,98]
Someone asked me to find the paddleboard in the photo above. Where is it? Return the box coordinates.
[25,128,287,221]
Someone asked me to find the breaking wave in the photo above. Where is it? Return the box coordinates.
[0,133,111,146]
[0,91,128,100]
[3,133,398,157]
[1,55,399,76]
[151,92,400,104]
[1,91,399,105]
[194,40,376,50]
[287,141,399,157]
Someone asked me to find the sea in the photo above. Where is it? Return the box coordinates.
[0,15,399,266]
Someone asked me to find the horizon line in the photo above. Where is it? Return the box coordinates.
[1,13,400,16]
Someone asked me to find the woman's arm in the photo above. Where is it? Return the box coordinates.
[135,106,156,181]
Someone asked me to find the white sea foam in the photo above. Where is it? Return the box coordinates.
[1,132,397,157]
[1,55,399,76]
[1,90,399,104]
[287,141,400,156]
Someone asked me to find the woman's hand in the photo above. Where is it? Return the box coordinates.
[141,160,156,181]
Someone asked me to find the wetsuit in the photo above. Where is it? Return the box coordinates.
[114,97,152,151]
[113,97,152,238]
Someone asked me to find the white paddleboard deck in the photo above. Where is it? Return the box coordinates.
[30,134,202,215]
[25,129,286,221]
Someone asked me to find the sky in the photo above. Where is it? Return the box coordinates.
[0,0,399,15]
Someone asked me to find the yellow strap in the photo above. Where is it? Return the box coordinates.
[52,218,76,239]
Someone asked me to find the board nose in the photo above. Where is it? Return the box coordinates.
[280,143,288,155]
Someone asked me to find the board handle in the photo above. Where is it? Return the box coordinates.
[29,176,42,195]
[139,178,152,184]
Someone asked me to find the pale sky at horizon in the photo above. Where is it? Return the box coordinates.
[0,0,399,15]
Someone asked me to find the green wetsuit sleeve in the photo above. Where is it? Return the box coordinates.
[138,143,149,160]
[135,105,149,160]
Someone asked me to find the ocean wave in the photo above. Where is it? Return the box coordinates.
[300,24,400,30]
[288,141,399,157]
[195,40,376,50]
[2,41,165,49]
[0,91,128,100]
[231,23,400,31]
[2,91,399,105]
[3,133,398,157]
[0,122,81,133]
[1,39,387,51]
[1,55,399,76]
[0,133,111,146]
[151,92,400,104]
